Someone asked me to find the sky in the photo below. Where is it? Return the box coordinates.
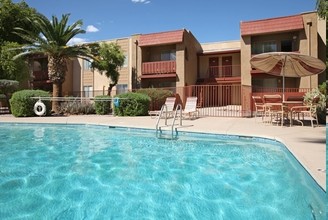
[14,0,317,44]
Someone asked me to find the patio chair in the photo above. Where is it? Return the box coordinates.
[252,96,266,122]
[181,97,198,119]
[290,95,319,127]
[263,94,287,126]
[148,97,176,118]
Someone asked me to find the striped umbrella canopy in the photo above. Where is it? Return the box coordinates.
[250,52,326,100]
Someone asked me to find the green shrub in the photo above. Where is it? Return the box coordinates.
[136,88,173,111]
[94,95,111,115]
[10,90,51,117]
[303,87,326,124]
[114,92,150,116]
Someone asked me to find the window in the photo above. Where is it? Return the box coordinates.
[83,86,93,97]
[116,84,128,94]
[263,41,277,52]
[83,60,92,71]
[123,54,128,67]
[161,50,176,61]
[33,59,47,71]
[281,40,293,52]
[252,41,277,54]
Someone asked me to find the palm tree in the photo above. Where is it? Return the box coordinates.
[14,13,94,112]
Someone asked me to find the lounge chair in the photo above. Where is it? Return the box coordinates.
[149,97,176,118]
[181,97,198,119]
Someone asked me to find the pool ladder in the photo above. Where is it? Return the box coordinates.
[155,104,182,139]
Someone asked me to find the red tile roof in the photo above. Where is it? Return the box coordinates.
[138,30,184,46]
[240,15,304,36]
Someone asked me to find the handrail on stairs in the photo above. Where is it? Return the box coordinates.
[171,104,182,137]
[155,104,183,139]
[155,104,168,132]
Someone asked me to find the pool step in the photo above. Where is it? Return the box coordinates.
[156,126,178,140]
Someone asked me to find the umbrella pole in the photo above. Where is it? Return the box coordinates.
[282,73,285,101]
[281,55,287,101]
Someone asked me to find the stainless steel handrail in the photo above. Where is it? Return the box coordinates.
[155,104,168,132]
[171,104,182,137]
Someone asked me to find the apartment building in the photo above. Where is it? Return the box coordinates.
[29,11,326,116]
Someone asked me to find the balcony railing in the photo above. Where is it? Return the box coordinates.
[142,60,176,75]
[208,65,241,78]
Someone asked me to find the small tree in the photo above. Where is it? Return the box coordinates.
[0,0,38,81]
[0,41,29,81]
[91,42,125,96]
[0,79,19,112]
[303,86,326,124]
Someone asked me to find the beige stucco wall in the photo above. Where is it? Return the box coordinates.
[72,59,82,95]
[201,41,240,53]
[175,43,185,87]
[240,35,251,87]
[299,12,319,89]
[62,60,73,96]
[129,34,140,90]
[317,16,326,84]
[183,30,202,86]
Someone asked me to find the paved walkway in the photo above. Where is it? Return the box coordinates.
[0,114,326,191]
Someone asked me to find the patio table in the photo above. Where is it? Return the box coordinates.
[263,101,303,126]
[282,101,304,126]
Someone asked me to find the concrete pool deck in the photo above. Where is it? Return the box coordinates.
[0,114,326,191]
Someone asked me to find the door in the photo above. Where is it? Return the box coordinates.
[209,57,219,77]
[222,56,232,77]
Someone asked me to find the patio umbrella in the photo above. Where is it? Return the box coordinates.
[250,52,326,100]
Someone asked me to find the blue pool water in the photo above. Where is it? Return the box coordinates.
[0,123,325,219]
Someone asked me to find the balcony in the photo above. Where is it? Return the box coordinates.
[141,61,176,78]
[208,65,241,78]
[33,71,49,82]
[204,65,241,84]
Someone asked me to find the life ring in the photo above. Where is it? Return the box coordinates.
[34,100,46,116]
[113,97,120,107]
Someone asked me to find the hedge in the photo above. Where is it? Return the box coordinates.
[114,92,150,116]
[94,95,111,115]
[10,90,51,117]
[136,88,173,111]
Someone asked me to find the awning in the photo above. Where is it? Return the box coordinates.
[138,30,184,47]
[241,14,304,36]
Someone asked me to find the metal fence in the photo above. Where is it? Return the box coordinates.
[63,85,311,118]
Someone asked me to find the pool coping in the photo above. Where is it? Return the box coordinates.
[0,114,326,191]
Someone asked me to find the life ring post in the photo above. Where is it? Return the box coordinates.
[113,97,120,107]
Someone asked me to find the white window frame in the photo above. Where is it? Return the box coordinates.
[83,86,93,97]
[83,60,92,71]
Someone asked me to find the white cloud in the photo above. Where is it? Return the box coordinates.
[131,0,150,4]
[86,25,99,33]
[68,37,88,45]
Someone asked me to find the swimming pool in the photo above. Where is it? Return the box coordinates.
[0,123,325,219]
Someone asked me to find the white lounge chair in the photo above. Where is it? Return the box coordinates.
[149,97,176,118]
[182,97,198,119]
